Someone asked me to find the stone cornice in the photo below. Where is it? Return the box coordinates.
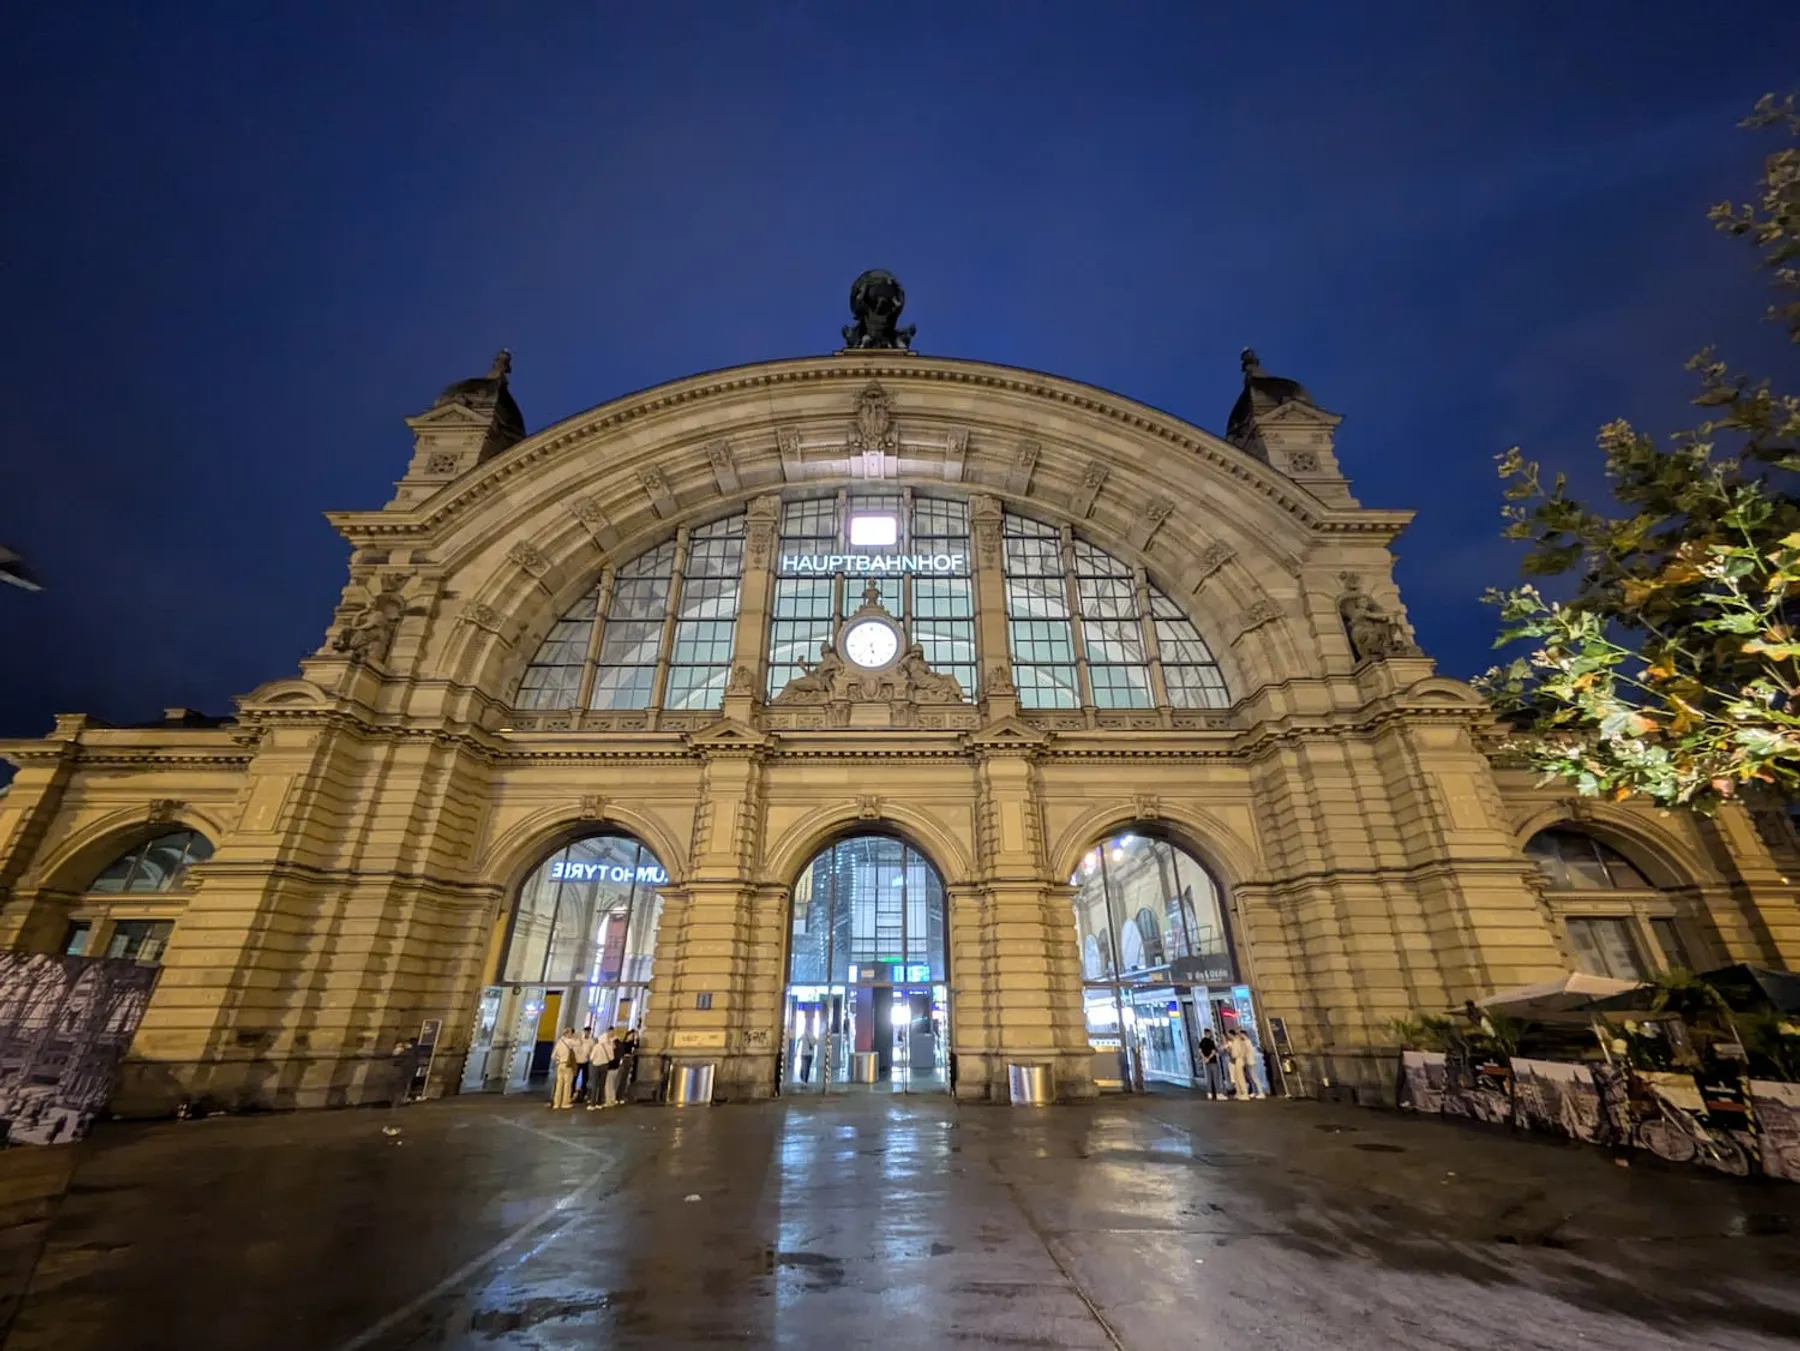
[323,355,1410,546]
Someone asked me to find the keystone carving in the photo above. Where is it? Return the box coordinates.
[568,497,620,550]
[578,795,608,820]
[847,383,897,479]
[943,427,969,482]
[1005,440,1040,496]
[638,465,677,518]
[147,798,185,824]
[1130,496,1177,550]
[776,425,804,483]
[1190,541,1235,592]
[857,794,882,820]
[1235,600,1284,636]
[705,440,740,494]
[506,540,551,577]
[1070,460,1107,518]
[1131,794,1161,821]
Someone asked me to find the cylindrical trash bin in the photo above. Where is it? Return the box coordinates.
[1008,1062,1053,1105]
[668,1062,715,1107]
[850,1051,880,1083]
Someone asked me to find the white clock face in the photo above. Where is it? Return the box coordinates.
[842,618,899,670]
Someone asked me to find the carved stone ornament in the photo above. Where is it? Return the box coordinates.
[984,664,1017,697]
[847,383,898,457]
[147,798,185,824]
[578,794,608,820]
[1131,794,1161,821]
[1071,459,1107,518]
[1236,599,1284,634]
[1288,450,1320,474]
[770,637,967,710]
[726,664,753,695]
[840,269,916,351]
[506,540,551,577]
[638,465,677,518]
[1130,496,1178,550]
[425,451,459,475]
[1005,440,1039,496]
[973,497,1003,567]
[706,440,741,494]
[776,425,804,482]
[857,794,882,820]
[1192,542,1235,589]
[462,602,506,634]
[944,426,969,482]
[1338,579,1422,662]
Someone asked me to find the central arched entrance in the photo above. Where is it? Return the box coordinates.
[782,835,950,1095]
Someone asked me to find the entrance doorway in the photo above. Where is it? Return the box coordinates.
[462,833,667,1094]
[1070,830,1269,1095]
[782,835,950,1094]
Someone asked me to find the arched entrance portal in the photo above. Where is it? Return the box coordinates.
[1071,830,1268,1096]
[463,833,669,1094]
[783,835,950,1094]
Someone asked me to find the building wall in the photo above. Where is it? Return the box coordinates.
[1,353,1794,1114]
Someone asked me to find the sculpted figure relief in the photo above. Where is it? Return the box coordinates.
[1339,590,1421,662]
[332,592,405,665]
[840,270,917,351]
[771,642,845,704]
[899,644,965,703]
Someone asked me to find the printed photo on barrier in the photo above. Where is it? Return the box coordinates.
[1509,1057,1606,1143]
[0,953,160,1146]
[1749,1080,1800,1182]
[1396,1050,1446,1114]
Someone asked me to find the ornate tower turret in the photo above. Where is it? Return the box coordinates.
[1226,349,1357,508]
[387,350,527,508]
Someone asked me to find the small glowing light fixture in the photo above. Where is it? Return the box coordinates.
[848,514,899,547]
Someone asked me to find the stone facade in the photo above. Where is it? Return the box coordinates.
[2,350,1797,1115]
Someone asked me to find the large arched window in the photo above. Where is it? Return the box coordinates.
[783,835,949,1094]
[59,828,214,962]
[1525,827,1696,980]
[513,512,747,710]
[463,834,668,1093]
[1071,832,1257,1091]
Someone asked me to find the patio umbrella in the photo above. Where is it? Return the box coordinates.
[1583,963,1800,1016]
[1475,972,1644,1020]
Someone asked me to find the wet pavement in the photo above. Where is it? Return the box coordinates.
[7,1090,1800,1350]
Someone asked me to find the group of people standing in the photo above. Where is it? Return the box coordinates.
[549,1024,638,1110]
[1194,1025,1268,1099]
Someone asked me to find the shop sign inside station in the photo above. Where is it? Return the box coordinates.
[777,552,968,577]
[548,860,670,885]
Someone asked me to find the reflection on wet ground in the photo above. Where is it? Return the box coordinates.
[9,1091,1800,1349]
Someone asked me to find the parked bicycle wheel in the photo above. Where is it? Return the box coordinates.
[1635,1118,1698,1164]
[1700,1136,1752,1177]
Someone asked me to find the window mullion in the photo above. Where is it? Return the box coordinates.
[575,566,616,714]
[1136,565,1171,711]
[1061,527,1096,714]
[649,526,691,718]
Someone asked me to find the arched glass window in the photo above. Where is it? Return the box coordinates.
[767,495,977,698]
[1001,509,1229,710]
[88,830,213,893]
[512,512,746,711]
[1525,829,1652,891]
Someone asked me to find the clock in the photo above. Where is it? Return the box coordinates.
[841,616,901,670]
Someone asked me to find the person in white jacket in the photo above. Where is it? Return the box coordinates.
[1226,1027,1264,1099]
[549,1027,579,1109]
[586,1027,618,1108]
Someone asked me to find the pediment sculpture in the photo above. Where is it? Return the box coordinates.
[770,638,968,728]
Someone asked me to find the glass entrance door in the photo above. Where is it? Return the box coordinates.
[783,835,952,1095]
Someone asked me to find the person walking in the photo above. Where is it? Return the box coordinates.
[798,1026,818,1085]
[1196,1031,1222,1099]
[571,1025,595,1101]
[617,1027,640,1101]
[1227,1027,1262,1099]
[549,1027,579,1109]
[586,1025,619,1109]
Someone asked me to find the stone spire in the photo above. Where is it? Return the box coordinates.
[387,349,528,509]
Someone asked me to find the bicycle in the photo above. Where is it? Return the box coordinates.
[1631,1084,1751,1176]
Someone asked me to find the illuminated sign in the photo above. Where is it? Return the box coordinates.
[848,514,898,546]
[548,860,669,885]
[777,552,967,577]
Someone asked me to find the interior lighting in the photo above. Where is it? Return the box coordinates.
[849,514,898,546]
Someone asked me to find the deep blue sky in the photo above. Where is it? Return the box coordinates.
[2,4,1797,741]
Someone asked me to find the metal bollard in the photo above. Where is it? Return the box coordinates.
[850,1051,880,1083]
[668,1062,716,1107]
[1007,1062,1053,1105]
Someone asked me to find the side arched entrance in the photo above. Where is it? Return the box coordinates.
[1069,827,1271,1097]
[463,832,669,1094]
[780,834,951,1095]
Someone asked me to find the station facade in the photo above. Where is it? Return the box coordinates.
[4,311,1799,1113]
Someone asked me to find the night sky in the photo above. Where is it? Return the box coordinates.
[2,5,1797,747]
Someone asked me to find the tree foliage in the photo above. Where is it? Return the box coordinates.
[1476,95,1800,812]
